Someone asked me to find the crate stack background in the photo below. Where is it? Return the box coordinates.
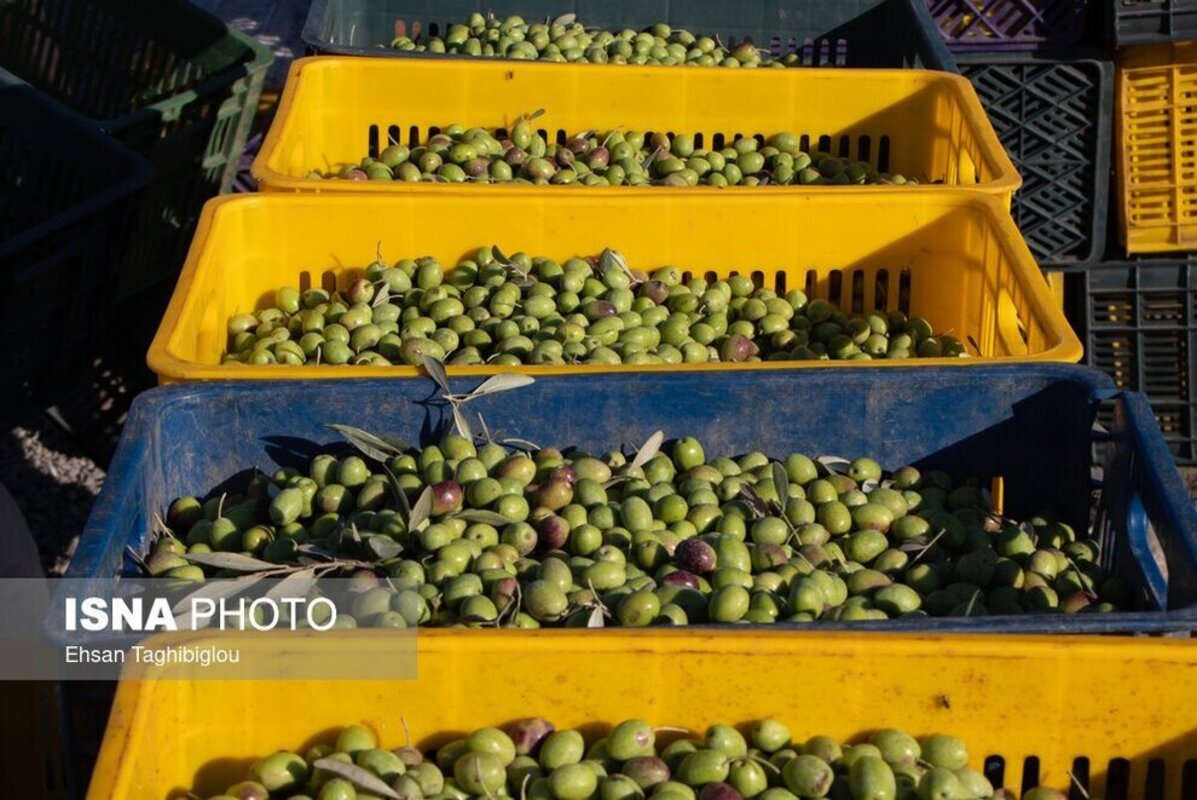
[3,2,1197,800]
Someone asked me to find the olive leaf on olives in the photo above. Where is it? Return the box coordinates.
[739,484,769,518]
[327,424,409,462]
[181,552,276,572]
[170,574,265,618]
[264,566,318,602]
[408,486,435,530]
[628,430,665,471]
[312,757,401,798]
[816,455,850,475]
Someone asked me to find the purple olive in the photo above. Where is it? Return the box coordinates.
[642,280,670,305]
[431,480,464,515]
[537,515,570,551]
[700,783,743,800]
[507,717,556,756]
[675,539,717,574]
[662,570,701,589]
[720,334,760,363]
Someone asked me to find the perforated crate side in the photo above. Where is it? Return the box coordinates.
[1068,259,1197,463]
[925,0,1087,51]
[1108,0,1197,46]
[959,54,1112,266]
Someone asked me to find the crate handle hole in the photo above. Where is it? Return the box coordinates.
[958,148,979,185]
[997,290,1030,356]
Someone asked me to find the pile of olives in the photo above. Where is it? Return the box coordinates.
[226,246,961,368]
[388,14,787,67]
[317,125,913,187]
[148,432,1129,627]
[202,718,1065,800]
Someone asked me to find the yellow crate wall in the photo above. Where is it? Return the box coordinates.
[89,631,1197,799]
[1117,42,1197,254]
[149,192,1078,382]
[254,57,1019,205]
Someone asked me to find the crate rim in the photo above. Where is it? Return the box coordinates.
[146,189,1077,382]
[251,55,1021,198]
[0,74,152,259]
[299,0,956,71]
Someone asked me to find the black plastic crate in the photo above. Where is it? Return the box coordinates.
[302,0,954,69]
[956,52,1112,266]
[0,0,272,301]
[1065,258,1197,463]
[925,0,1088,52]
[0,73,149,421]
[1107,0,1197,46]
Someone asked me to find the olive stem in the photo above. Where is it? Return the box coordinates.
[906,527,947,568]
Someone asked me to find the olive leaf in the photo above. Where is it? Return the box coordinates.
[470,373,535,396]
[349,522,362,544]
[264,567,318,602]
[381,462,412,518]
[171,574,264,618]
[491,244,510,265]
[527,108,546,121]
[453,509,515,526]
[422,355,451,393]
[126,545,150,574]
[180,552,276,572]
[980,486,992,509]
[552,12,576,26]
[312,759,400,799]
[586,605,606,628]
[372,283,391,307]
[408,485,435,530]
[771,462,790,506]
[328,424,408,462]
[451,403,474,441]
[628,430,665,472]
[816,455,850,475]
[642,144,664,171]
[367,536,403,560]
[739,484,769,518]
[860,478,880,493]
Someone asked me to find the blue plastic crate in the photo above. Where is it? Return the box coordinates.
[65,365,1197,632]
[51,365,1197,796]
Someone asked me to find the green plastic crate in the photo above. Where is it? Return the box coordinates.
[0,0,273,300]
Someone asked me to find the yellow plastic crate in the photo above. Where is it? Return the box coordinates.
[1116,42,1197,254]
[148,191,1079,382]
[89,630,1197,799]
[253,57,1020,204]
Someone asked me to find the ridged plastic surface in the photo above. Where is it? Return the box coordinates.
[1066,258,1197,464]
[1116,42,1197,255]
[925,0,1087,51]
[958,54,1112,265]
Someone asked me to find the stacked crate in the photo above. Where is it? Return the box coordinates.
[46,2,1197,799]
